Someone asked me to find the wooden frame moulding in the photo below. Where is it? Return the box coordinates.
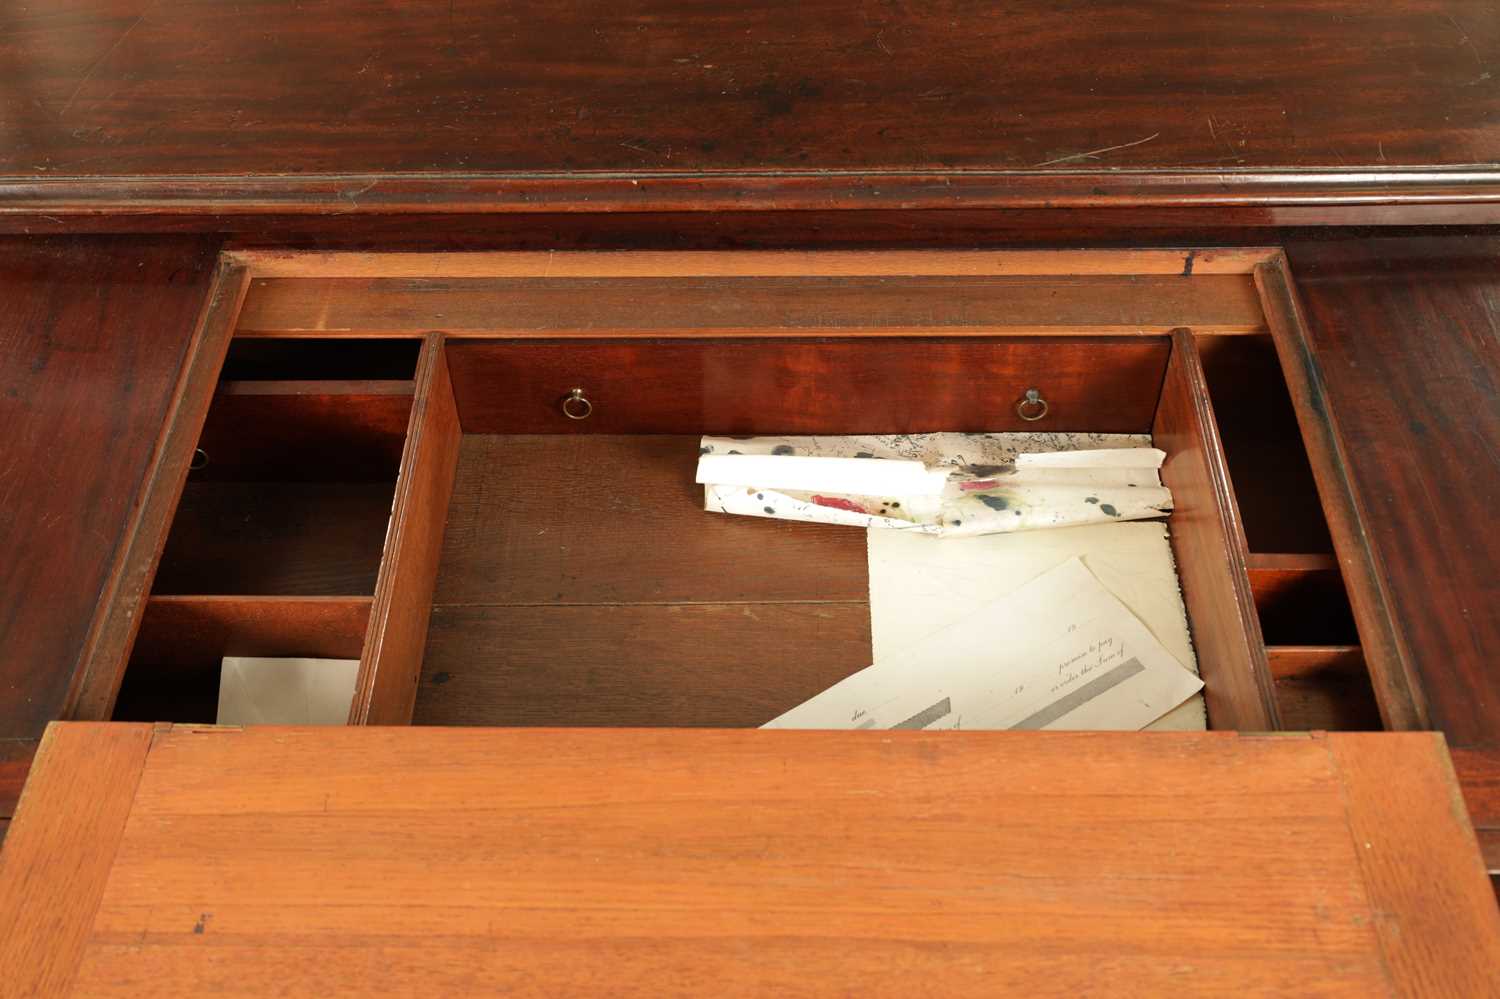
[73,249,1285,728]
[63,259,250,722]
[225,248,1277,339]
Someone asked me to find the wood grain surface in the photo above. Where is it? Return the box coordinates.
[150,482,396,596]
[0,237,220,742]
[112,596,373,725]
[1153,331,1276,731]
[63,261,248,722]
[1,2,1498,217]
[1195,333,1335,554]
[419,433,872,726]
[235,274,1265,336]
[235,249,1279,279]
[1452,747,1500,872]
[417,603,872,728]
[447,337,1171,435]
[2,725,1496,996]
[431,435,870,606]
[351,337,462,724]
[1267,646,1382,733]
[191,380,414,483]
[1268,238,1500,745]
[0,741,35,825]
[0,723,154,999]
[1327,733,1500,995]
[1247,553,1358,646]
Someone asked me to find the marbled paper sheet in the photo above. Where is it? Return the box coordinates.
[699,432,1172,536]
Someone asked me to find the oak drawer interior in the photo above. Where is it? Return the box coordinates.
[104,251,1381,734]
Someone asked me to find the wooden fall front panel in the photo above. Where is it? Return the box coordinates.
[1,723,1496,997]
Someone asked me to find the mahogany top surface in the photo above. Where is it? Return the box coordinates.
[1282,235,1500,751]
[0,236,220,751]
[1,0,1499,214]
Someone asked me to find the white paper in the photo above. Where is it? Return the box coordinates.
[764,558,1203,731]
[700,433,1171,536]
[695,452,950,496]
[217,657,360,726]
[1014,448,1165,469]
[866,521,1206,731]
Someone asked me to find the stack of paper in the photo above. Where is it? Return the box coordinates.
[697,432,1172,536]
[764,555,1204,731]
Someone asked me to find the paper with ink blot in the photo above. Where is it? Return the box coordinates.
[698,433,1172,536]
[763,557,1203,731]
[217,657,360,726]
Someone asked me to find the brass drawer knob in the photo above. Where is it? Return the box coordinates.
[1016,388,1048,422]
[561,387,593,420]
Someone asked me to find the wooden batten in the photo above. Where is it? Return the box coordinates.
[63,261,251,723]
[1254,257,1425,732]
[350,334,463,725]
[1153,329,1278,731]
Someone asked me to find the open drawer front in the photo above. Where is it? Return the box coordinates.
[91,250,1384,734]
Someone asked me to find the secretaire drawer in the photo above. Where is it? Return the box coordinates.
[76,250,1378,742]
[443,337,1168,435]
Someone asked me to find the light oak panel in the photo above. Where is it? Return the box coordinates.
[0,726,1487,996]
[0,723,154,998]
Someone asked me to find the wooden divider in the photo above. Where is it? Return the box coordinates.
[1246,552,1359,645]
[1153,329,1278,730]
[349,334,462,724]
[193,379,414,482]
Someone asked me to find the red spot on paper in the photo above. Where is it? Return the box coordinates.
[811,495,867,513]
[959,480,1000,492]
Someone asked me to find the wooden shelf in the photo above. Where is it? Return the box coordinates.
[113,594,372,723]
[1267,646,1382,732]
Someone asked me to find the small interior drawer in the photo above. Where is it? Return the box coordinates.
[445,337,1167,435]
[97,250,1381,737]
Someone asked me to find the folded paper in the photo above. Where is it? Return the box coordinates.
[699,433,1171,536]
[764,557,1204,731]
[695,452,950,496]
[867,521,1206,731]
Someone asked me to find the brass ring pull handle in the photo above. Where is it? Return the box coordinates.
[561,387,593,420]
[1016,388,1048,422]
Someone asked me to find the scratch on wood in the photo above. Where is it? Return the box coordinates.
[1444,14,1484,67]
[1033,132,1160,168]
[339,179,378,203]
[59,11,149,116]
